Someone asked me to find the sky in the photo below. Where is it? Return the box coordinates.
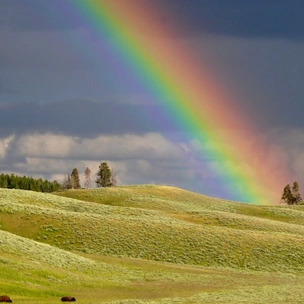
[0,0,304,203]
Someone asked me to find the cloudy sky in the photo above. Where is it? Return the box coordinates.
[1,0,304,203]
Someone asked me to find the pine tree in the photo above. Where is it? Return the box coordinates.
[84,167,91,189]
[281,184,293,205]
[70,168,81,189]
[291,181,302,204]
[96,162,112,187]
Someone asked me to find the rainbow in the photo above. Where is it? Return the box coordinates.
[63,0,289,204]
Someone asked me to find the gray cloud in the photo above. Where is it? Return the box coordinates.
[0,0,84,32]
[0,99,177,137]
[186,36,304,130]
[0,29,87,70]
[160,0,304,40]
[0,78,17,94]
[1,0,304,40]
[1,32,303,130]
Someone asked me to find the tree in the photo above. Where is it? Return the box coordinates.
[291,181,302,204]
[84,167,91,189]
[281,184,293,205]
[70,168,81,189]
[281,182,302,205]
[96,162,112,187]
[67,174,72,189]
[110,167,118,187]
[62,175,70,189]
[69,174,76,189]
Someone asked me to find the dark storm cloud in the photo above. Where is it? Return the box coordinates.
[1,0,304,40]
[0,0,83,32]
[0,100,177,137]
[159,0,304,39]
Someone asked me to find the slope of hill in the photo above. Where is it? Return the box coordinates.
[1,185,304,303]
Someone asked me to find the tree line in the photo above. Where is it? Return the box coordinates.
[0,173,62,192]
[0,162,117,193]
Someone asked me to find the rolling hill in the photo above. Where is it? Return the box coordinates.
[1,185,304,303]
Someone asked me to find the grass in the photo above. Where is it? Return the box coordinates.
[1,185,304,303]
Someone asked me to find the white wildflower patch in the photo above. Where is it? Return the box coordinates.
[0,230,96,270]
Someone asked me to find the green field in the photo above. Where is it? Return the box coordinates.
[1,185,304,303]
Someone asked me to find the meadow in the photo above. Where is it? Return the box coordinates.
[1,185,304,303]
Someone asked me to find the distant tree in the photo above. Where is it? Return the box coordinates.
[62,175,69,189]
[281,184,293,205]
[110,167,118,187]
[96,162,112,187]
[67,174,72,189]
[70,174,76,189]
[281,182,302,205]
[291,181,302,204]
[41,179,50,192]
[84,167,91,189]
[0,174,8,188]
[51,180,62,192]
[8,174,17,189]
[70,168,81,189]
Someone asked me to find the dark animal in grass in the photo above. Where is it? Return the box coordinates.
[61,297,76,302]
[0,296,12,302]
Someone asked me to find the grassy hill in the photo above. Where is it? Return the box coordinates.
[1,185,304,303]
